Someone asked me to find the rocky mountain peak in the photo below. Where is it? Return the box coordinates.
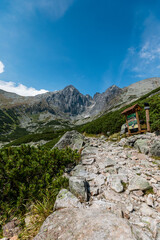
[62,85,79,94]
[105,84,121,92]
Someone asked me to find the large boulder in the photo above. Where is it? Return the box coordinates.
[34,207,136,240]
[150,140,160,157]
[53,130,85,150]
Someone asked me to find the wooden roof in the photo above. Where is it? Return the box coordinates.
[121,104,142,115]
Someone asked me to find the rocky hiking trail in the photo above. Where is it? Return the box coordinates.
[34,132,160,240]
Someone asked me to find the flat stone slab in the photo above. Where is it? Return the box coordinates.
[99,158,116,169]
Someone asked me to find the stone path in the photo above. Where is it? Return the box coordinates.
[70,136,160,239]
[35,135,160,240]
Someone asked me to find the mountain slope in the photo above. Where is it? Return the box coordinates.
[0,77,160,138]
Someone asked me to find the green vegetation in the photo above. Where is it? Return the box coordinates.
[0,145,80,236]
[0,109,19,136]
[77,87,160,135]
[6,129,68,147]
[143,187,154,195]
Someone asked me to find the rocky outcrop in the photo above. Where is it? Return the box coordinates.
[119,132,160,157]
[53,130,85,150]
[34,135,160,240]
[34,206,136,240]
[121,77,160,103]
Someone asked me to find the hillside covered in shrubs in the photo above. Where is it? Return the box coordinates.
[0,145,80,238]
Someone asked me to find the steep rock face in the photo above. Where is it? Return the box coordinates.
[90,85,122,115]
[21,85,94,117]
[121,77,160,103]
[44,85,94,116]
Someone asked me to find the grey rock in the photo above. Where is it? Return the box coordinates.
[120,123,128,135]
[2,219,20,238]
[104,166,116,174]
[150,140,160,157]
[71,165,88,178]
[54,189,82,210]
[132,226,153,240]
[140,203,157,217]
[126,136,137,147]
[156,222,160,240]
[69,176,88,201]
[119,138,127,146]
[134,139,149,154]
[126,204,134,212]
[82,146,98,155]
[82,158,95,165]
[89,186,99,196]
[132,190,144,196]
[54,130,84,150]
[34,207,136,240]
[109,175,124,193]
[128,176,151,191]
[104,189,122,202]
[146,194,154,207]
[94,174,106,186]
[102,158,116,168]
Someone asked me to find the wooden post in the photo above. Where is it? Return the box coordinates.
[125,115,131,135]
[135,110,141,132]
[145,109,151,132]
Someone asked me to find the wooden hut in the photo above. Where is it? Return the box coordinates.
[121,104,147,135]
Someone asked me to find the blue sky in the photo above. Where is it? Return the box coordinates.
[0,0,160,96]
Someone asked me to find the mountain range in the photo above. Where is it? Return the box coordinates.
[0,77,160,136]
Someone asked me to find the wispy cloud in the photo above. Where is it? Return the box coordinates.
[0,61,5,74]
[120,15,160,80]
[0,80,48,96]
[10,0,75,20]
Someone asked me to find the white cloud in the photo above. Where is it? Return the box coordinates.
[11,0,75,20]
[0,61,5,74]
[119,15,160,80]
[0,80,48,96]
